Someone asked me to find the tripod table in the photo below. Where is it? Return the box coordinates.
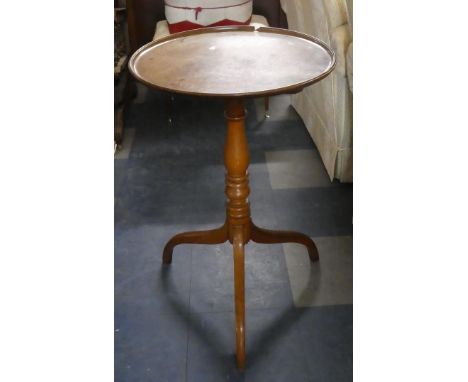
[128,25,335,370]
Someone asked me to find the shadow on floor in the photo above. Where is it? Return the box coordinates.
[160,259,321,370]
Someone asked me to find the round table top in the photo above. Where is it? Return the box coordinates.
[129,26,335,98]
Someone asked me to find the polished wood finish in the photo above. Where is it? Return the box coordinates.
[250,222,319,262]
[224,99,249,369]
[163,223,227,264]
[128,26,335,98]
[128,27,335,370]
[232,227,246,369]
[224,99,251,243]
[160,99,320,369]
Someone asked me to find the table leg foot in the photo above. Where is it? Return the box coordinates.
[250,222,319,262]
[162,223,228,264]
[232,228,246,370]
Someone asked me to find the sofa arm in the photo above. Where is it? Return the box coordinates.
[330,23,352,78]
[346,41,353,92]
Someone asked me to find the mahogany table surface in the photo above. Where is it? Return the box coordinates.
[128,26,335,98]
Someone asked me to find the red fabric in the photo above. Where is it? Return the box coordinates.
[168,16,252,34]
[165,0,251,13]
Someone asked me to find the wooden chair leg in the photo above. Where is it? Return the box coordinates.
[264,97,270,118]
[164,93,174,125]
[232,228,246,370]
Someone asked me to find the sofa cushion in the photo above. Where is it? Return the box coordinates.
[165,0,253,34]
[324,0,349,30]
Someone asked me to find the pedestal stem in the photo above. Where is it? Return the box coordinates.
[224,98,251,243]
[162,97,319,371]
[224,98,249,370]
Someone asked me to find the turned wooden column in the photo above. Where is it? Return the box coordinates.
[224,98,249,370]
[161,97,319,371]
[225,99,251,242]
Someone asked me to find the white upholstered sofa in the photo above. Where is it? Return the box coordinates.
[281,0,353,182]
